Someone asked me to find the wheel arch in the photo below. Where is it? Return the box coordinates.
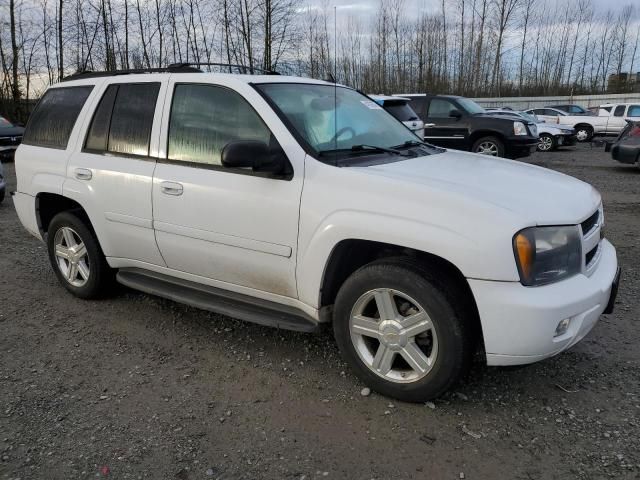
[317,238,483,347]
[469,130,506,146]
[36,192,93,236]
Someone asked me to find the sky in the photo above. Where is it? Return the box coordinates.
[307,0,633,16]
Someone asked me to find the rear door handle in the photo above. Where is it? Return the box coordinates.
[74,168,92,180]
[160,181,183,196]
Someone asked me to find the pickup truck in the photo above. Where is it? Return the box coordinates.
[526,104,640,141]
[398,94,539,158]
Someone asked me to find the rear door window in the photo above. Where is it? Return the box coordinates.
[22,86,93,149]
[84,82,160,157]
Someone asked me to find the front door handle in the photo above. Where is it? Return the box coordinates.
[160,181,184,196]
[74,168,92,180]
[424,123,436,128]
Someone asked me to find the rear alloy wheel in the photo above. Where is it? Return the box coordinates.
[575,126,593,142]
[472,136,504,157]
[47,212,114,299]
[537,133,556,152]
[333,260,472,402]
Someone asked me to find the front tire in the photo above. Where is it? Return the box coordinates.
[47,211,114,299]
[472,136,505,157]
[333,260,472,402]
[575,125,593,142]
[537,133,556,152]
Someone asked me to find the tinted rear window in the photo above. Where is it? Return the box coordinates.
[84,83,160,156]
[23,86,93,149]
[384,103,419,122]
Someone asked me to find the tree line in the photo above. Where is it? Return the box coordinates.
[1,0,639,122]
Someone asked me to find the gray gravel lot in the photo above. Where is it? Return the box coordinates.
[1,143,638,480]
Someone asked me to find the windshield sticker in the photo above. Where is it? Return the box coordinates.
[361,100,383,110]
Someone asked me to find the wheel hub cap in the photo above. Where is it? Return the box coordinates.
[380,321,407,350]
[349,288,438,383]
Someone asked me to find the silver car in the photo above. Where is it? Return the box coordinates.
[369,95,425,139]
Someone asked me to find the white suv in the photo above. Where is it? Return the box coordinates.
[13,68,620,402]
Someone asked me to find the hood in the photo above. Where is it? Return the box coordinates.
[356,150,600,225]
[476,112,535,124]
[0,125,25,137]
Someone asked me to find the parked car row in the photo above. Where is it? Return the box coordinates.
[524,103,640,141]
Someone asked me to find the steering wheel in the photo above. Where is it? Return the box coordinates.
[328,126,356,145]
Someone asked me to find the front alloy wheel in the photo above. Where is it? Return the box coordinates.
[333,260,473,402]
[537,134,555,152]
[350,288,438,383]
[475,141,499,156]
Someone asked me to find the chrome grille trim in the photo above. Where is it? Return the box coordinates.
[581,206,603,277]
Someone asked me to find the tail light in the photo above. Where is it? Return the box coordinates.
[620,124,640,140]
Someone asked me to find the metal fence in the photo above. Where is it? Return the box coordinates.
[472,93,640,110]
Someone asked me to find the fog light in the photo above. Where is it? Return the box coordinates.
[554,318,571,337]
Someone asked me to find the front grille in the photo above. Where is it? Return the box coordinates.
[581,210,599,236]
[0,135,22,147]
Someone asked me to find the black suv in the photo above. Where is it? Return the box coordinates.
[399,94,539,158]
[0,115,24,161]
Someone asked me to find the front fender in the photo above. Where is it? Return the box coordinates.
[296,209,519,309]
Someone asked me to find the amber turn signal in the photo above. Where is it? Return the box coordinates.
[514,231,534,282]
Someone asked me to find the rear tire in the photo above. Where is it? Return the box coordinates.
[472,136,505,157]
[46,212,114,299]
[537,133,556,152]
[333,259,473,402]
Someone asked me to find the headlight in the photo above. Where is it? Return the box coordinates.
[514,121,528,136]
[513,226,582,286]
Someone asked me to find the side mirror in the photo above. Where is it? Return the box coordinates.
[221,140,287,175]
[449,109,462,119]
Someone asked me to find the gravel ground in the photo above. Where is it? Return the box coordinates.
[1,143,638,480]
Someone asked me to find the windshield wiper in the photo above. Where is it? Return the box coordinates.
[350,144,410,156]
[392,139,443,150]
[318,144,411,157]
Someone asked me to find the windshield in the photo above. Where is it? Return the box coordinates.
[516,111,538,123]
[0,116,13,128]
[457,98,485,114]
[255,83,419,155]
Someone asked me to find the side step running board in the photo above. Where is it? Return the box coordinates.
[116,268,320,333]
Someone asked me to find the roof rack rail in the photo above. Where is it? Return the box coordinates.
[61,62,279,82]
[167,62,280,75]
[61,64,201,82]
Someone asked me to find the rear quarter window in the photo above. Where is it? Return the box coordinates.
[22,86,93,149]
[384,103,419,122]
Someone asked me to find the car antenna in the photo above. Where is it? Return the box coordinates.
[333,5,338,154]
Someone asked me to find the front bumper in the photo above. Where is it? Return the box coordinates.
[469,239,618,366]
[557,134,577,146]
[506,136,539,158]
